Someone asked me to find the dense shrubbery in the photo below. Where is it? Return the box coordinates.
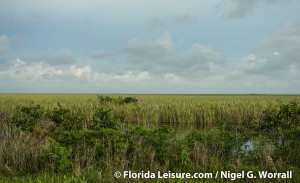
[97,95,138,105]
[1,99,299,182]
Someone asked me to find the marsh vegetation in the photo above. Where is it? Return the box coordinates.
[0,94,299,182]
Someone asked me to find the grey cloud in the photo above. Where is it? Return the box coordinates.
[22,49,77,66]
[0,35,11,69]
[217,0,294,18]
[122,32,174,63]
[148,14,197,30]
[255,23,300,64]
[122,32,224,78]
[225,23,300,86]
[46,50,77,65]
[240,55,290,77]
[31,14,50,22]
[82,19,94,26]
[173,14,197,24]
[0,35,10,55]
[90,50,113,59]
[148,18,169,30]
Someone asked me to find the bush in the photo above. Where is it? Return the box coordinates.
[11,103,45,132]
[48,140,73,173]
[92,107,121,130]
[97,95,138,105]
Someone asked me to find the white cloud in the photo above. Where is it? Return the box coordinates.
[241,54,256,62]
[14,58,26,67]
[0,58,63,81]
[0,59,152,86]
[273,51,280,56]
[70,65,91,78]
[164,73,183,82]
[241,54,267,74]
[111,71,150,82]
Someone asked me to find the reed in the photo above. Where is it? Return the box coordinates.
[0,94,299,182]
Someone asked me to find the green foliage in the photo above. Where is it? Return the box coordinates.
[185,131,205,148]
[126,125,192,170]
[147,125,175,165]
[1,174,86,183]
[48,140,73,173]
[49,103,71,124]
[92,107,121,130]
[3,96,300,182]
[81,166,101,183]
[247,101,300,168]
[261,100,300,131]
[11,103,45,132]
[48,103,82,131]
[97,95,113,104]
[97,95,138,105]
[121,96,138,104]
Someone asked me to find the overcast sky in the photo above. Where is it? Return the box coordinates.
[1,0,300,94]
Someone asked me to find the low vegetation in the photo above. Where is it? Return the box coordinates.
[0,94,299,182]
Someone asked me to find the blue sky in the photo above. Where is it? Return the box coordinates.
[1,0,300,94]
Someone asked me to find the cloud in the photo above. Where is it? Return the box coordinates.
[122,32,175,66]
[255,23,300,63]
[213,22,300,94]
[230,23,300,73]
[0,58,64,81]
[1,32,224,89]
[111,71,150,82]
[225,23,300,88]
[122,32,223,79]
[216,0,294,18]
[70,65,91,78]
[22,49,77,66]
[0,58,152,85]
[148,14,197,30]
[229,23,300,82]
[122,32,174,63]
[31,13,50,22]
[227,51,299,83]
[89,50,113,59]
[0,35,10,55]
[164,73,183,82]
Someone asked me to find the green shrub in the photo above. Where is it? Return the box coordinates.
[47,103,82,131]
[48,140,73,173]
[122,97,138,104]
[11,103,45,132]
[92,107,121,130]
[97,95,138,105]
[97,95,113,104]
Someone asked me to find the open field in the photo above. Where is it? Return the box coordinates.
[0,94,299,182]
[1,94,299,129]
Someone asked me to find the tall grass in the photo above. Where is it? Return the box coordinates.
[0,94,299,182]
[3,94,297,129]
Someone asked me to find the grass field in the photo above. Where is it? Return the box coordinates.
[0,94,299,182]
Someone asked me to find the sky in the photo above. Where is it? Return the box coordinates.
[1,0,300,94]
